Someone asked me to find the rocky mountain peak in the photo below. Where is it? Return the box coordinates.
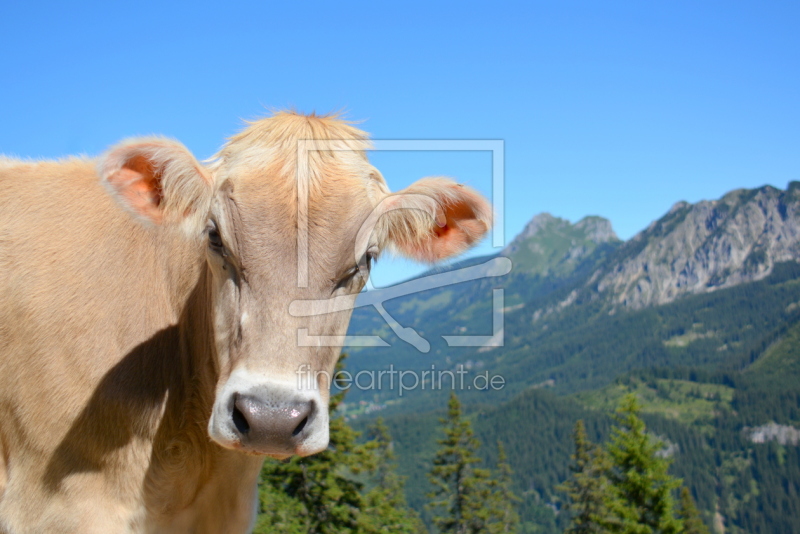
[594,183,800,309]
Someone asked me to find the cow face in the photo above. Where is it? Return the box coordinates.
[100,113,491,458]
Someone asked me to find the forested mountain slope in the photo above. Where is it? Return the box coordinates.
[345,182,800,533]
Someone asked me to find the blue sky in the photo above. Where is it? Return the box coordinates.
[2,1,798,286]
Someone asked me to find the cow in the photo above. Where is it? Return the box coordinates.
[0,111,491,533]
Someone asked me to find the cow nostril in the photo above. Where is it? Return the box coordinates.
[232,404,250,435]
[292,416,308,437]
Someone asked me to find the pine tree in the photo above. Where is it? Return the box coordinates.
[558,420,616,534]
[676,487,709,534]
[604,394,683,534]
[255,482,307,533]
[255,378,371,534]
[427,392,494,534]
[255,356,424,534]
[360,418,427,534]
[486,441,521,534]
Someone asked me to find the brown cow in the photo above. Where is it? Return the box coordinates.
[0,112,490,533]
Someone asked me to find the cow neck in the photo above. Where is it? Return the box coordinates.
[144,259,220,515]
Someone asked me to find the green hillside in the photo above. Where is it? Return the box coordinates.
[575,376,735,430]
[503,213,621,277]
[361,355,800,533]
[744,319,800,390]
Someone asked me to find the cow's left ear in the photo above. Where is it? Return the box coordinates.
[379,177,491,263]
[99,137,214,235]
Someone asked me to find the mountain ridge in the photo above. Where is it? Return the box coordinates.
[500,213,620,278]
[359,181,800,319]
[591,182,800,309]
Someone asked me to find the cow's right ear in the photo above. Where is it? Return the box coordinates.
[99,137,214,234]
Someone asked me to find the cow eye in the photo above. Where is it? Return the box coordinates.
[207,221,224,253]
[367,249,378,268]
[333,247,379,292]
[360,247,379,272]
[333,266,359,291]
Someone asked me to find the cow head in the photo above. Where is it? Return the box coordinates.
[99,112,491,458]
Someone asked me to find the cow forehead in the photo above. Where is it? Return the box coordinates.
[208,111,387,204]
[223,169,379,275]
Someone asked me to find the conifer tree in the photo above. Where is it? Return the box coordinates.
[255,356,425,534]
[427,391,494,534]
[558,420,616,534]
[676,487,709,534]
[360,418,427,534]
[255,483,307,533]
[486,441,521,534]
[604,394,683,534]
[255,369,371,534]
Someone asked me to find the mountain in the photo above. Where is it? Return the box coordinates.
[343,182,800,534]
[501,213,620,277]
[343,184,800,411]
[591,183,800,309]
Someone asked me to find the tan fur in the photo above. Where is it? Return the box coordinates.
[0,111,490,533]
[0,157,23,169]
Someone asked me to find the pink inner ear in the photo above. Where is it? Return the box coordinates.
[107,156,164,224]
[398,188,490,263]
[419,219,487,262]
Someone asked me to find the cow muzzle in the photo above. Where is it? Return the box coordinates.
[209,378,329,457]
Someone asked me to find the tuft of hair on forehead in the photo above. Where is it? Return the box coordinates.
[208,110,388,213]
[228,110,370,149]
[210,111,374,174]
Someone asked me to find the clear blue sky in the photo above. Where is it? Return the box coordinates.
[2,1,798,286]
